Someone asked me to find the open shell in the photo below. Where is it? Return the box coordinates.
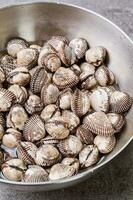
[0,88,15,111]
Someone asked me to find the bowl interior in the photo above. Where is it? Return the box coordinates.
[0,2,133,191]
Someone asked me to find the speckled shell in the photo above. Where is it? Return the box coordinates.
[2,158,27,181]
[0,54,14,65]
[7,38,29,58]
[7,67,31,86]
[70,64,81,76]
[25,95,43,114]
[30,66,51,94]
[45,116,69,139]
[81,75,97,90]
[47,36,68,52]
[107,113,125,133]
[95,65,115,86]
[57,135,83,157]
[80,62,95,81]
[2,128,22,148]
[6,104,28,130]
[38,135,60,147]
[23,115,45,142]
[61,157,79,174]
[76,124,94,144]
[49,163,76,180]
[17,142,37,164]
[85,46,106,67]
[90,88,109,113]
[69,38,88,59]
[110,91,132,113]
[41,83,59,105]
[53,67,79,90]
[79,145,99,168]
[8,84,28,104]
[40,104,60,122]
[23,165,48,182]
[0,67,5,83]
[0,88,15,111]
[30,44,42,53]
[58,88,72,110]
[35,144,60,167]
[71,89,90,117]
[94,135,116,154]
[83,112,115,136]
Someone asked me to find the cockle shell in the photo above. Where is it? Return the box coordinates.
[40,104,60,122]
[80,62,95,81]
[57,135,83,157]
[71,89,90,117]
[102,86,116,97]
[58,88,72,110]
[69,38,88,59]
[7,67,31,86]
[23,165,48,182]
[81,75,97,90]
[95,65,115,86]
[61,157,80,174]
[53,67,79,90]
[2,158,27,181]
[70,64,81,76]
[23,115,45,142]
[0,150,4,168]
[85,46,106,67]
[79,145,99,168]
[37,135,60,147]
[17,142,37,165]
[0,67,5,83]
[76,124,94,144]
[83,112,115,136]
[45,116,69,139]
[8,84,28,104]
[41,83,59,105]
[110,91,132,113]
[25,95,43,114]
[6,104,28,130]
[35,144,60,167]
[0,114,5,140]
[0,54,14,65]
[0,88,15,111]
[47,35,68,52]
[90,88,109,112]
[94,135,116,154]
[30,66,51,94]
[107,113,125,133]
[30,44,42,53]
[7,38,29,58]
[2,128,22,148]
[1,63,16,77]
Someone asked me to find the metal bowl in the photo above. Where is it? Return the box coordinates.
[0,1,133,191]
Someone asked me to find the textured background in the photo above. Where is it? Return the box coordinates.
[0,0,133,199]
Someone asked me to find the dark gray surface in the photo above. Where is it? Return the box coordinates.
[0,0,133,199]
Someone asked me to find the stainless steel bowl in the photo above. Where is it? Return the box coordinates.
[0,1,133,191]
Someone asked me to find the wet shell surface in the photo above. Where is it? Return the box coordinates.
[85,46,106,67]
[110,91,132,113]
[23,165,48,182]
[0,88,15,111]
[25,95,43,114]
[35,144,60,167]
[61,157,79,173]
[69,38,88,59]
[107,113,125,133]
[53,67,79,90]
[71,89,90,117]
[23,115,45,142]
[0,54,14,65]
[58,88,72,110]
[79,145,99,168]
[94,135,116,154]
[17,142,37,165]
[58,135,83,157]
[40,104,60,122]
[6,104,28,130]
[83,112,115,136]
[76,124,94,144]
[0,67,5,83]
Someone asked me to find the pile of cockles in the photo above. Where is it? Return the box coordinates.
[0,36,132,183]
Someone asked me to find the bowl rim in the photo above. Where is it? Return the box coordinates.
[0,1,133,187]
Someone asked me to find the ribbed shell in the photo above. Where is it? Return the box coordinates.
[1,63,17,77]
[47,36,69,52]
[25,95,43,114]
[107,113,125,133]
[80,62,95,82]
[37,136,60,147]
[0,88,15,111]
[23,115,45,142]
[81,75,97,90]
[0,67,5,83]
[76,124,94,144]
[53,67,79,90]
[0,54,14,65]
[0,113,5,126]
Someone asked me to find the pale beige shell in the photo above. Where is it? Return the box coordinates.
[0,67,5,83]
[41,83,60,105]
[94,135,116,154]
[79,145,99,168]
[7,38,29,58]
[76,124,94,144]
[107,113,125,133]
[17,141,37,164]
[59,88,72,110]
[57,135,83,157]
[0,54,14,65]
[40,104,60,122]
[35,144,60,167]
[30,44,42,53]
[61,157,79,174]
[53,67,79,90]
[23,115,45,142]
[0,88,15,111]
[47,36,68,52]
[71,89,90,117]
[90,88,109,113]
[25,95,43,114]
[70,64,81,76]
[38,135,60,147]
[45,116,69,139]
[6,104,28,130]
[80,62,95,81]
[2,158,27,181]
[83,112,115,136]
[8,84,28,104]
[85,46,106,67]
[2,128,22,148]
[81,75,97,90]
[110,91,132,113]
[102,86,116,97]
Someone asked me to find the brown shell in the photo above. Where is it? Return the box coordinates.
[107,113,125,133]
[37,135,60,147]
[0,150,4,168]
[23,115,46,142]
[70,64,81,76]
[81,75,97,90]
[25,95,43,114]
[76,124,94,144]
[0,67,5,83]
[0,54,14,65]
[47,36,69,52]
[0,88,15,111]
[1,63,17,77]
